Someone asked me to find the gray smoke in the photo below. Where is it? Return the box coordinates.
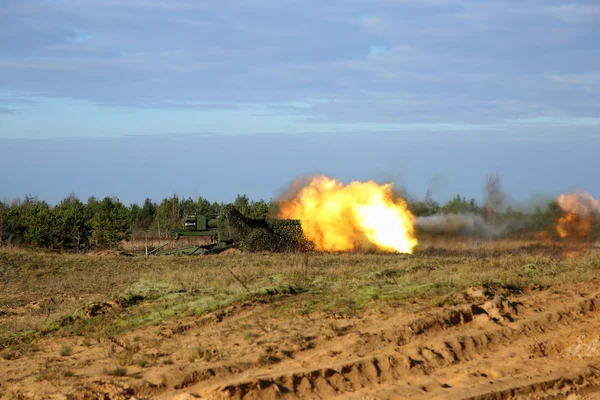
[415,213,505,238]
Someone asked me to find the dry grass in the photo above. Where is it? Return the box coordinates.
[122,233,212,253]
[1,239,600,348]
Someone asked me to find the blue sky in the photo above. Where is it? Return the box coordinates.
[0,0,599,204]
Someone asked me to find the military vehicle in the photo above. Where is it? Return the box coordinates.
[153,205,310,256]
[154,214,233,255]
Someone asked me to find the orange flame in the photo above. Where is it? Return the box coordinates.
[556,190,600,240]
[277,175,417,253]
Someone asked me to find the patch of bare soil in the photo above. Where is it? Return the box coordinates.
[4,281,600,399]
[87,250,124,257]
[218,248,243,256]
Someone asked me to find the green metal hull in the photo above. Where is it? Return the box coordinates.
[152,205,308,256]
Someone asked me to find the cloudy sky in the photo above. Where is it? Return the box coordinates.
[1,0,599,204]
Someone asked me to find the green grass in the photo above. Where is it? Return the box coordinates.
[59,344,72,357]
[137,359,148,368]
[1,350,18,360]
[258,352,281,365]
[105,367,127,377]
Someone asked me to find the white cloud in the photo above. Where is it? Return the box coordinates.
[359,15,384,30]
[367,45,388,57]
[546,4,600,23]
[0,0,598,129]
[549,73,600,96]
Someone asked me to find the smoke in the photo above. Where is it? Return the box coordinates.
[415,213,505,238]
[557,189,600,215]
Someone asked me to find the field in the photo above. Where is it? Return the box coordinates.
[2,240,600,399]
[122,233,213,254]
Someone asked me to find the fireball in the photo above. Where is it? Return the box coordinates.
[277,175,417,253]
[556,190,600,240]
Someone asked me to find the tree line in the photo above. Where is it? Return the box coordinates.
[409,194,596,239]
[0,194,271,251]
[0,192,596,251]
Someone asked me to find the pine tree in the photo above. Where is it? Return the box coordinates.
[91,197,131,249]
[197,196,212,216]
[233,194,250,216]
[138,198,156,230]
[55,195,91,251]
[24,201,58,248]
[247,199,269,219]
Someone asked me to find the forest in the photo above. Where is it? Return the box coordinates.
[0,191,594,251]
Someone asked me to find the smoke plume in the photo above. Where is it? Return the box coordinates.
[415,213,504,238]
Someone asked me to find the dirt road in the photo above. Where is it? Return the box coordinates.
[3,279,600,399]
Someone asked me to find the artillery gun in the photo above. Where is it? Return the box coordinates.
[153,205,311,256]
[155,214,233,256]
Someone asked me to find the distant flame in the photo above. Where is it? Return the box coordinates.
[277,175,417,253]
[556,190,600,240]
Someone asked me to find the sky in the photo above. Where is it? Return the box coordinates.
[0,0,599,205]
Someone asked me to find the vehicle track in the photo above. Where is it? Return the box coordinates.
[196,287,600,399]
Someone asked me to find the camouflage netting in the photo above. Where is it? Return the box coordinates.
[223,205,314,252]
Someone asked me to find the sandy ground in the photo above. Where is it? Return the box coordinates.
[3,279,600,399]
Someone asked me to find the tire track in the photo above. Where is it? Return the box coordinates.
[204,292,600,399]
